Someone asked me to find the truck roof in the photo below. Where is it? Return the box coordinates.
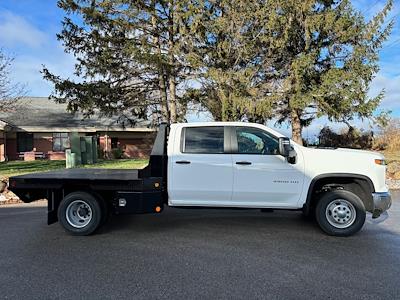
[172,122,286,138]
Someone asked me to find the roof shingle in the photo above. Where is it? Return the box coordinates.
[0,97,150,131]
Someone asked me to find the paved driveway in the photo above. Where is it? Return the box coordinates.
[1,191,399,299]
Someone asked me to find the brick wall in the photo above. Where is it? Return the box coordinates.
[120,138,154,158]
[98,132,155,158]
[0,137,4,162]
[48,152,66,160]
[4,133,67,161]
[99,136,110,153]
[33,134,53,153]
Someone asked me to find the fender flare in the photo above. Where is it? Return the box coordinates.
[303,173,375,215]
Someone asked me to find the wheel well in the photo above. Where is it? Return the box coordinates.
[304,175,374,215]
[64,188,114,212]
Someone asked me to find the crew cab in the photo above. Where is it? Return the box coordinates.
[7,122,392,236]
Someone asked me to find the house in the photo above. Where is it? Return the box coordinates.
[0,120,7,161]
[0,97,156,161]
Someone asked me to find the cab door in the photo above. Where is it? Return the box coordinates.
[230,126,304,208]
[168,126,234,206]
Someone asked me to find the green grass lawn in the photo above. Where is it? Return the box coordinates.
[0,159,149,178]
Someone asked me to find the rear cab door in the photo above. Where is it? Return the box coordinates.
[168,124,233,206]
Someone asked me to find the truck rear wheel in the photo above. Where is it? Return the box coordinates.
[315,190,366,237]
[58,191,102,236]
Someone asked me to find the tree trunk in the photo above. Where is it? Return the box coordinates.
[168,3,177,123]
[151,4,169,123]
[291,109,303,145]
[169,76,177,122]
[159,71,169,123]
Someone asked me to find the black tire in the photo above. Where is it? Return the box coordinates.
[315,190,366,237]
[58,191,102,236]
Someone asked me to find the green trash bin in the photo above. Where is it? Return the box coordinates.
[70,132,82,165]
[80,138,87,165]
[84,137,94,164]
[66,149,77,169]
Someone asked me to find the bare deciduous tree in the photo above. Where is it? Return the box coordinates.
[0,49,25,113]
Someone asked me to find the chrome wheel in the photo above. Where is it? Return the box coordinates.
[325,199,356,229]
[65,200,93,228]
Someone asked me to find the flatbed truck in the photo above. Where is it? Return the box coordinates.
[8,122,391,236]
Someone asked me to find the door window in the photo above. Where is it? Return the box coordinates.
[236,127,279,155]
[182,126,224,154]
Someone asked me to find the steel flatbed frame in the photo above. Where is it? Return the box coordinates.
[9,124,169,224]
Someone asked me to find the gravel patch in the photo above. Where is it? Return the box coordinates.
[0,178,23,205]
[0,190,23,205]
[387,179,400,190]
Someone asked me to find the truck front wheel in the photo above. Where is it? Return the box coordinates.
[58,191,102,236]
[315,190,366,237]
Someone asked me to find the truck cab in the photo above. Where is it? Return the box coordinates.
[168,123,304,208]
[8,122,392,236]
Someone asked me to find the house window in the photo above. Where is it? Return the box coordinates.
[53,133,70,152]
[111,137,119,149]
[17,132,34,152]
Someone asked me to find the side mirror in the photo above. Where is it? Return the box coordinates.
[278,137,291,157]
[288,149,297,164]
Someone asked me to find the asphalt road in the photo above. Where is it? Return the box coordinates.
[1,192,399,300]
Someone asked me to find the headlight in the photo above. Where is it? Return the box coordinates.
[374,159,387,165]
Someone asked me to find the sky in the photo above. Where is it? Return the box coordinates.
[0,0,399,139]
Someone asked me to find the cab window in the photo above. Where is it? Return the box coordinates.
[236,127,279,155]
[182,126,224,154]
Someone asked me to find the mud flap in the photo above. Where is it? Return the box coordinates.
[48,190,62,225]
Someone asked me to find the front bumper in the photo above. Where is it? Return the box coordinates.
[372,192,392,218]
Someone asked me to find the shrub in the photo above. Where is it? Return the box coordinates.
[373,118,400,152]
[318,126,374,149]
[97,148,105,159]
[111,148,124,159]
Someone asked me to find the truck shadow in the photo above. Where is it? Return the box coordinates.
[94,207,400,277]
[98,207,398,239]
[100,190,400,238]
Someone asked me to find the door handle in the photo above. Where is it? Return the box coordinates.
[176,160,191,164]
[236,161,252,165]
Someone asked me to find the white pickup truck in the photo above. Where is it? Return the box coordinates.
[8,122,391,236]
